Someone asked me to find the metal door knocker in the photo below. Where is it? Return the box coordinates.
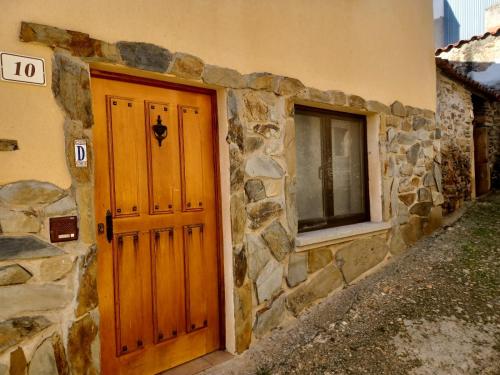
[152,115,168,146]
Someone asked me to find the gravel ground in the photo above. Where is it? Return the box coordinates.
[205,193,500,375]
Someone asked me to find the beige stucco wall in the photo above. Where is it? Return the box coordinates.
[0,0,436,186]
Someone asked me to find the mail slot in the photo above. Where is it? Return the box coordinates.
[49,216,79,243]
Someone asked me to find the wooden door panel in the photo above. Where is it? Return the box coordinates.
[108,98,141,217]
[184,224,208,333]
[114,232,151,356]
[92,73,222,375]
[179,106,204,212]
[146,102,180,214]
[152,227,185,343]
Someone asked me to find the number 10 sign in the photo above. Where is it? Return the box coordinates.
[0,52,45,85]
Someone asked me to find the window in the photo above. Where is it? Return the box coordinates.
[295,105,369,232]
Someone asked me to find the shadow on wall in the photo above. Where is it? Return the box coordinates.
[444,0,461,46]
[448,61,500,91]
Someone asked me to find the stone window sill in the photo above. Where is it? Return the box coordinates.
[295,221,391,251]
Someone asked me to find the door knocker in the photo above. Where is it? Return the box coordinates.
[152,115,168,146]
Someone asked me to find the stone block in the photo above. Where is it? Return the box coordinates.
[397,132,417,145]
[406,143,421,165]
[261,221,293,261]
[230,192,246,245]
[233,248,247,288]
[286,264,342,316]
[335,237,388,283]
[247,200,282,229]
[256,258,283,303]
[432,191,444,206]
[0,284,72,320]
[244,179,266,202]
[246,234,272,281]
[417,188,432,202]
[285,175,297,235]
[245,72,276,91]
[245,155,284,179]
[274,77,305,96]
[391,101,407,117]
[409,202,433,217]
[244,136,264,153]
[253,123,280,138]
[0,181,64,207]
[234,282,252,353]
[327,90,347,106]
[52,53,93,128]
[423,206,442,235]
[243,91,271,122]
[348,95,366,109]
[307,88,330,103]
[67,313,98,375]
[398,202,409,224]
[168,52,204,79]
[0,316,51,354]
[399,192,416,206]
[0,208,40,233]
[202,65,246,88]
[286,252,307,287]
[308,247,333,273]
[0,236,63,261]
[400,215,423,245]
[254,294,286,338]
[28,338,58,375]
[40,256,74,282]
[389,227,407,256]
[43,196,77,217]
[117,41,171,72]
[0,265,31,286]
[366,100,391,114]
[76,246,98,318]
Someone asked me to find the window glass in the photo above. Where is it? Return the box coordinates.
[295,107,369,232]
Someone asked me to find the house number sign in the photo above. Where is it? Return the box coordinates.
[74,139,87,167]
[0,52,46,85]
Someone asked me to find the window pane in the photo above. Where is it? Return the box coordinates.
[295,114,324,221]
[330,118,365,216]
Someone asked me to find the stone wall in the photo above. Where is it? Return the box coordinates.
[492,102,500,188]
[436,70,475,213]
[0,21,443,373]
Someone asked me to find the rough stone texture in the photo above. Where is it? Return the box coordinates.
[308,247,333,273]
[0,140,18,151]
[230,192,246,245]
[43,196,77,217]
[39,256,74,281]
[0,181,64,207]
[246,234,272,281]
[117,41,171,72]
[261,221,292,261]
[423,206,443,235]
[246,201,282,229]
[410,202,433,217]
[286,264,343,316]
[391,101,407,117]
[9,347,27,375]
[234,282,252,353]
[254,294,286,338]
[0,208,40,233]
[52,334,70,375]
[286,252,307,287]
[203,65,246,88]
[255,258,283,303]
[244,179,266,202]
[52,53,93,128]
[75,246,98,317]
[274,77,305,96]
[366,100,391,114]
[389,228,407,255]
[246,72,276,91]
[0,285,72,320]
[335,237,389,283]
[245,155,284,179]
[399,192,416,206]
[168,52,204,79]
[0,265,32,286]
[28,338,58,375]
[0,236,64,261]
[400,215,423,245]
[233,248,247,288]
[0,316,51,354]
[348,95,366,109]
[253,123,280,138]
[67,314,98,375]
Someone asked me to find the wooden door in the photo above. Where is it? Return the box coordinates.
[91,72,222,375]
[474,125,490,196]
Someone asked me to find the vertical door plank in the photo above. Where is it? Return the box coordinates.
[108,97,140,217]
[146,102,180,214]
[114,232,149,356]
[184,225,208,332]
[179,106,204,211]
[152,228,186,343]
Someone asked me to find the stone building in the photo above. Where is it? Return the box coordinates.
[436,17,500,212]
[0,1,445,374]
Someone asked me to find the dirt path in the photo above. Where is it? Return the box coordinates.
[205,193,500,375]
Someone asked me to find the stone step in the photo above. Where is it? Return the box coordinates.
[0,236,63,261]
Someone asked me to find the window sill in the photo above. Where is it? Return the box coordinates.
[295,221,391,251]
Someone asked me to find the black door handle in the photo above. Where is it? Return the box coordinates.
[106,210,113,243]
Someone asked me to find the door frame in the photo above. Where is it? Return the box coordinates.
[90,69,226,356]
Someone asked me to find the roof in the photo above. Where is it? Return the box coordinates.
[435,26,500,55]
[436,57,500,101]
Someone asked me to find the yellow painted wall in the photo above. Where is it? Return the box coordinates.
[0,0,436,187]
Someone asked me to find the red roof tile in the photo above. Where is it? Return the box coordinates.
[435,27,500,55]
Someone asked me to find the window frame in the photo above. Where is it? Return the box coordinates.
[295,105,371,233]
